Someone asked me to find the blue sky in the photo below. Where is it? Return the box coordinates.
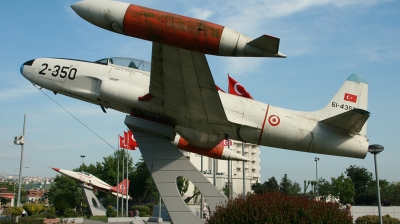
[1,0,399,188]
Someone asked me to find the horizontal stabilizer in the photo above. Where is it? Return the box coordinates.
[248,35,280,54]
[320,109,370,135]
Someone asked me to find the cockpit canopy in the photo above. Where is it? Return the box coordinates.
[95,57,151,72]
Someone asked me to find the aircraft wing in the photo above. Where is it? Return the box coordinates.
[148,43,230,148]
[320,109,370,135]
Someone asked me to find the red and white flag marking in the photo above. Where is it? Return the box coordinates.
[344,93,357,103]
[228,75,253,99]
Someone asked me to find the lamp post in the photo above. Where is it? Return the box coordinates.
[80,155,85,173]
[13,166,29,206]
[315,157,319,197]
[368,144,384,224]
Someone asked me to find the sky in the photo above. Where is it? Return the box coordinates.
[1,0,399,189]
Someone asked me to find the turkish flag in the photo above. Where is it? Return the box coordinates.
[124,131,138,150]
[344,93,357,103]
[228,75,253,99]
[119,135,126,149]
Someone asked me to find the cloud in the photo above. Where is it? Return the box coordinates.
[187,8,214,20]
[0,82,38,101]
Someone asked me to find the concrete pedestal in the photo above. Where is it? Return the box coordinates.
[125,116,227,224]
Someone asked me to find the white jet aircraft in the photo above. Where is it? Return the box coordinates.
[51,167,131,199]
[20,54,369,159]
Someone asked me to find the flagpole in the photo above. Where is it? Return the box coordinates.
[126,130,129,216]
[121,149,124,217]
[116,135,119,217]
[126,149,129,216]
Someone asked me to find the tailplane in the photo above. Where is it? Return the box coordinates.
[111,179,130,195]
[317,74,369,135]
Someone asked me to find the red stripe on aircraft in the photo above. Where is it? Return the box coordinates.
[123,4,224,55]
[258,105,270,145]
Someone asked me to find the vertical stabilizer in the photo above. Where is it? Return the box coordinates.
[317,74,368,135]
[113,179,130,195]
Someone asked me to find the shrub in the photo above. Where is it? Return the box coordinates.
[208,193,352,224]
[54,192,76,214]
[23,204,45,216]
[46,206,56,214]
[2,206,23,219]
[63,208,78,218]
[355,214,400,224]
[46,212,57,219]
[146,204,154,216]
[106,206,117,217]
[131,206,150,217]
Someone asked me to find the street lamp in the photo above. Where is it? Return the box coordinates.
[13,166,29,206]
[368,144,384,224]
[315,157,319,197]
[80,155,85,173]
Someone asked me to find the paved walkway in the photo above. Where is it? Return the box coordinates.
[83,217,171,224]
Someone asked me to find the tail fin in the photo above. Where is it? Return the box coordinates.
[111,179,130,195]
[317,74,369,135]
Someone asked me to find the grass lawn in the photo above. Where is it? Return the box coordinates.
[84,216,108,222]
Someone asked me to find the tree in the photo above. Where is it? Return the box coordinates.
[46,174,82,206]
[53,192,76,215]
[184,186,201,204]
[131,158,159,203]
[331,174,355,204]
[303,180,310,196]
[279,174,300,195]
[177,177,189,196]
[345,165,374,205]
[386,181,400,205]
[265,176,279,192]
[318,178,333,197]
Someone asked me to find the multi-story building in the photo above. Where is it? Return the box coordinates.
[182,140,260,201]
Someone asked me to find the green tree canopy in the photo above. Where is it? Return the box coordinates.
[345,165,374,205]
[177,177,189,197]
[279,174,300,195]
[331,174,355,204]
[54,192,76,214]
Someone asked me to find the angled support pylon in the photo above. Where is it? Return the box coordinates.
[82,187,107,216]
[125,115,227,224]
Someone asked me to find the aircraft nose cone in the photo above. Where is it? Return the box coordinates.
[20,59,36,82]
[71,0,128,34]
[51,167,60,172]
[70,1,87,19]
[71,0,108,30]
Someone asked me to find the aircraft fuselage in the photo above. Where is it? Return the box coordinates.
[21,57,368,158]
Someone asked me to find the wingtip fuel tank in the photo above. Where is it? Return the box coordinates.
[71,0,286,58]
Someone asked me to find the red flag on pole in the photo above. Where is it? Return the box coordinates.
[228,75,253,99]
[124,131,138,150]
[119,135,125,149]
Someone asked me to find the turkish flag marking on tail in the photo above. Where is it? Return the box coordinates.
[344,93,357,103]
[228,75,253,99]
[115,179,130,195]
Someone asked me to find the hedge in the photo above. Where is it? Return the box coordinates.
[131,206,150,217]
[208,193,352,224]
[355,214,400,224]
